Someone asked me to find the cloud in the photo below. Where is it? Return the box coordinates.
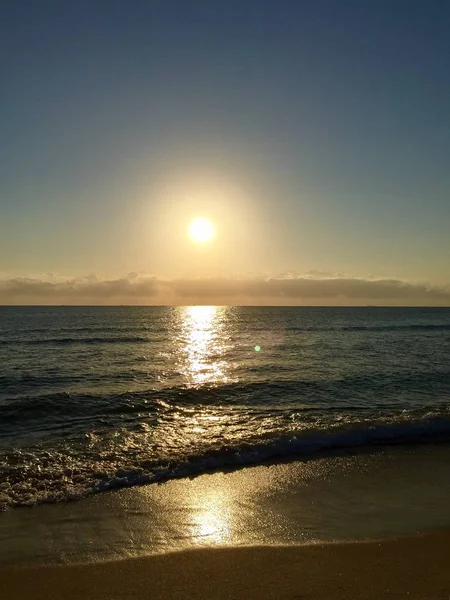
[0,273,449,305]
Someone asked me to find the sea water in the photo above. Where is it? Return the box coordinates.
[1,306,450,510]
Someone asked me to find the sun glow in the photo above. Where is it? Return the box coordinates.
[188,217,215,243]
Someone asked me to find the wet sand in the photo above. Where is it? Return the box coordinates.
[3,444,450,567]
[3,445,450,599]
[2,531,450,600]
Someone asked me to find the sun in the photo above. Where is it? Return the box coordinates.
[188,217,215,243]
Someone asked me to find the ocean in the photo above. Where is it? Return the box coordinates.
[1,305,450,512]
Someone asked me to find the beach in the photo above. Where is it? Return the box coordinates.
[2,445,450,598]
[2,445,450,567]
[2,532,450,600]
[2,307,450,597]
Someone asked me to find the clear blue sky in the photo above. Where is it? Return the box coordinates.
[1,1,450,303]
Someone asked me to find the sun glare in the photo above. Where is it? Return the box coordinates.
[188,217,215,243]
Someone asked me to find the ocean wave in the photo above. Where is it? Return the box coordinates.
[284,323,450,333]
[12,326,155,335]
[0,370,153,397]
[2,371,450,432]
[2,323,449,344]
[0,390,158,433]
[2,412,450,510]
[341,323,450,332]
[0,336,151,346]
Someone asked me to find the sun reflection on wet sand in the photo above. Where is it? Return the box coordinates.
[190,487,232,545]
[178,306,231,386]
[132,461,316,554]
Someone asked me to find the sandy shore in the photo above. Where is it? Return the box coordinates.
[4,445,450,568]
[2,531,450,600]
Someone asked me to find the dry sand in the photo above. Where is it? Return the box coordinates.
[2,531,450,600]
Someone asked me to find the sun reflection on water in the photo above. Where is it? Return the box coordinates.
[178,306,230,386]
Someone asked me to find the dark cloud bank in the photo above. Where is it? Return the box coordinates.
[1,274,449,306]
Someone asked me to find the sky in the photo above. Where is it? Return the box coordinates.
[1,0,450,305]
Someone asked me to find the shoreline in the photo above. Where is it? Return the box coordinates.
[2,531,450,599]
[3,444,450,568]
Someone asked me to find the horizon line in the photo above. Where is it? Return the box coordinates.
[1,304,450,309]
